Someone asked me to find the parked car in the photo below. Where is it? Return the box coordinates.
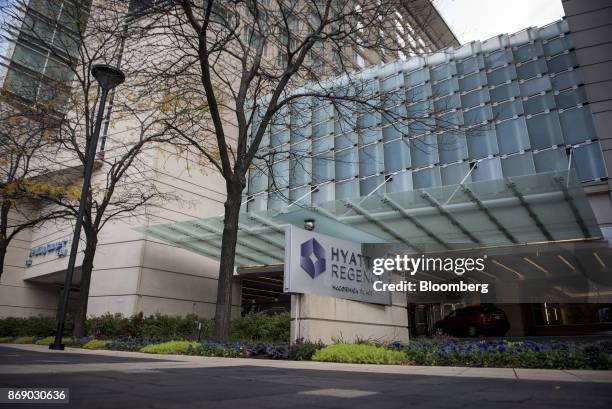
[433,304,510,337]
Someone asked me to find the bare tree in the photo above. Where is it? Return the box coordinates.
[0,0,181,336]
[130,0,463,340]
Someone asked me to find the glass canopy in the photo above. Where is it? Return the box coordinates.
[139,170,602,268]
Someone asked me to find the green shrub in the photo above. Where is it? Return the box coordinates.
[139,340,196,354]
[288,340,325,361]
[86,313,210,340]
[0,336,14,343]
[230,312,290,343]
[83,339,108,350]
[313,343,408,365]
[13,336,35,344]
[34,336,79,347]
[0,316,69,337]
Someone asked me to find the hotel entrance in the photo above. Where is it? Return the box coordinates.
[238,269,289,315]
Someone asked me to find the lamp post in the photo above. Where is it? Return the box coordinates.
[50,65,125,350]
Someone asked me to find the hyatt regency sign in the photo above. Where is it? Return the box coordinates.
[283,225,392,305]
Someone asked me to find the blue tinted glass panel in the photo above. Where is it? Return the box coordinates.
[544,36,573,56]
[497,117,530,154]
[467,129,498,158]
[335,179,359,199]
[520,76,551,97]
[413,167,441,188]
[472,158,502,181]
[312,134,333,154]
[527,112,564,149]
[335,131,356,150]
[461,89,490,108]
[501,152,535,177]
[335,148,358,179]
[359,144,383,176]
[405,69,428,87]
[517,59,547,79]
[515,43,543,62]
[387,170,412,193]
[493,100,523,121]
[406,100,433,117]
[406,83,431,102]
[560,108,597,145]
[312,120,332,138]
[523,93,556,114]
[464,106,492,126]
[384,139,410,171]
[555,87,587,109]
[442,162,470,185]
[572,142,607,181]
[434,94,461,112]
[534,148,568,173]
[487,66,517,86]
[490,82,520,102]
[312,153,333,183]
[548,52,576,74]
[360,175,385,196]
[289,157,311,186]
[459,72,485,91]
[457,56,483,75]
[438,132,468,164]
[552,70,581,91]
[431,63,455,82]
[432,78,458,97]
[359,128,381,145]
[486,49,511,69]
[438,110,464,127]
[411,134,439,168]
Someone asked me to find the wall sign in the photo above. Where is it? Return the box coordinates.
[284,225,392,305]
[25,238,69,267]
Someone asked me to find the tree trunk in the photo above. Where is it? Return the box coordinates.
[213,183,243,340]
[0,202,9,279]
[0,242,7,281]
[72,235,97,338]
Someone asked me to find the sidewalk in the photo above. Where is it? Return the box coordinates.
[2,343,611,383]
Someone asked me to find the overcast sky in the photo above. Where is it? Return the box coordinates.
[434,0,565,44]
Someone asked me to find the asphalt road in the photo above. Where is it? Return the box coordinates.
[1,345,611,409]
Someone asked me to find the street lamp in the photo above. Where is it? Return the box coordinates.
[50,65,125,350]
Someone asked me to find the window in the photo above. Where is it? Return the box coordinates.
[312,183,334,204]
[552,70,581,91]
[432,78,458,97]
[555,87,587,109]
[434,94,460,112]
[312,153,334,183]
[560,108,597,145]
[248,168,268,193]
[438,110,464,127]
[431,63,455,82]
[382,124,407,142]
[335,131,357,150]
[360,175,385,196]
[289,186,310,205]
[406,83,431,102]
[312,134,333,154]
[312,120,333,138]
[387,170,413,192]
[527,112,563,149]
[357,112,379,129]
[463,106,492,126]
[497,117,530,154]
[457,56,483,75]
[289,157,311,187]
[486,49,511,69]
[269,160,289,188]
[515,43,543,62]
[548,52,576,74]
[359,128,381,145]
[544,36,573,56]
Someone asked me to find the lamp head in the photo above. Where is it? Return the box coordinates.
[91,64,125,90]
[304,219,315,231]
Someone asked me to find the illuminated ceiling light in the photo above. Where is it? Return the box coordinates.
[593,252,606,268]
[557,255,576,271]
[524,257,550,277]
[491,259,525,280]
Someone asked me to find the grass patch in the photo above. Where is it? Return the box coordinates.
[0,336,14,343]
[13,336,35,344]
[139,340,196,354]
[313,343,408,365]
[83,339,109,350]
[34,336,80,347]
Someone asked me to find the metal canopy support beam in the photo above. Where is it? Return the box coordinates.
[461,186,519,244]
[195,220,284,263]
[420,191,481,244]
[381,195,450,249]
[238,222,285,250]
[506,181,554,242]
[344,199,421,252]
[554,176,591,238]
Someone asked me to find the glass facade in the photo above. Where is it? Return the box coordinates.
[1,0,90,111]
[246,20,607,212]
